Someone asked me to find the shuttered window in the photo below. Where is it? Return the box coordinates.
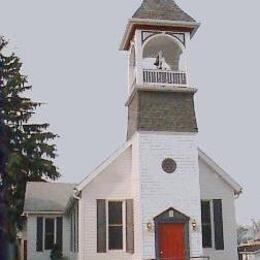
[201,199,225,250]
[213,199,224,250]
[36,217,43,252]
[56,217,63,251]
[108,201,123,250]
[36,217,62,252]
[201,201,212,248]
[97,200,134,253]
[45,218,55,250]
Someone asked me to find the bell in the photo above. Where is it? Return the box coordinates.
[154,54,160,67]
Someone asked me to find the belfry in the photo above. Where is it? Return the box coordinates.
[120,0,199,140]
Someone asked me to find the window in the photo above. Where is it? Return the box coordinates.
[108,201,123,250]
[36,217,63,252]
[45,218,55,250]
[201,201,212,248]
[201,200,224,250]
[97,199,134,253]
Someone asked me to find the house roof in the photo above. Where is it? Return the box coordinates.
[24,182,76,214]
[133,0,196,23]
[198,149,242,195]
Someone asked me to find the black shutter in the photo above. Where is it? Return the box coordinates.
[126,199,134,254]
[76,203,79,253]
[56,217,63,251]
[201,201,212,248]
[97,199,106,253]
[213,199,224,250]
[36,217,43,252]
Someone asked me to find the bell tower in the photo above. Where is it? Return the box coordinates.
[120,0,200,139]
[120,1,203,259]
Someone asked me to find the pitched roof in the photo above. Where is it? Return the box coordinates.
[133,0,196,23]
[24,182,75,214]
[76,141,132,191]
[198,149,243,195]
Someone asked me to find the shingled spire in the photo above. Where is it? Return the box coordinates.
[133,0,196,23]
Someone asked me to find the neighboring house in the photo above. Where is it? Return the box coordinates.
[23,1,242,260]
[238,243,260,260]
[22,183,76,260]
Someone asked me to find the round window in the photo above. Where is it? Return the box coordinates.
[162,158,177,174]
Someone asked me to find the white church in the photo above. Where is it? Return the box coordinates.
[21,1,242,260]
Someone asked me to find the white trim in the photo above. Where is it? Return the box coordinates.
[210,200,215,250]
[24,211,63,215]
[142,32,185,53]
[125,85,197,107]
[42,217,58,252]
[76,141,132,191]
[198,149,242,195]
[137,130,198,136]
[106,200,126,252]
[120,19,200,50]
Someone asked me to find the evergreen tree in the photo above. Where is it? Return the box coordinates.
[0,36,60,241]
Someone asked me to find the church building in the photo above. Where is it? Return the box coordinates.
[22,1,242,260]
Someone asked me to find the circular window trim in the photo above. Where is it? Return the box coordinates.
[162,158,177,174]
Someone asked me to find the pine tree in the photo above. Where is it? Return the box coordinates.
[0,36,60,242]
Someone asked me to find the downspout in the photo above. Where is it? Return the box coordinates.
[72,188,81,260]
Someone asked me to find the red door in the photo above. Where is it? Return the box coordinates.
[159,223,186,260]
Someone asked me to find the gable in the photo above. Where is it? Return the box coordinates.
[76,141,132,192]
[198,149,242,196]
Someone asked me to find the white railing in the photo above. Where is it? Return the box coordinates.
[143,69,187,86]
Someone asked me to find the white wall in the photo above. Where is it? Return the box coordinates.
[63,215,78,260]
[136,132,203,259]
[27,214,71,260]
[80,146,135,260]
[199,158,238,260]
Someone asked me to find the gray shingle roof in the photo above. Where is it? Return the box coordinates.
[24,182,75,213]
[133,0,196,23]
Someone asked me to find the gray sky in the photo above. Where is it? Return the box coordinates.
[1,0,260,225]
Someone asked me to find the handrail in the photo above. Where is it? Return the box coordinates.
[143,69,187,86]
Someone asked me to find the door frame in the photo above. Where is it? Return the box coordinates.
[154,207,190,260]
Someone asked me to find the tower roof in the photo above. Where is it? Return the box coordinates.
[120,0,199,50]
[133,0,196,23]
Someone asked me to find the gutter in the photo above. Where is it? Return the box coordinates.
[22,211,64,215]
[73,188,81,200]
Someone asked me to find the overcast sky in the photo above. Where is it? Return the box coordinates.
[1,0,260,225]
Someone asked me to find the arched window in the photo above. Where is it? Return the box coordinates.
[142,34,184,71]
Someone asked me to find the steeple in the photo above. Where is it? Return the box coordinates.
[133,0,196,23]
[120,1,199,139]
[120,0,200,51]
